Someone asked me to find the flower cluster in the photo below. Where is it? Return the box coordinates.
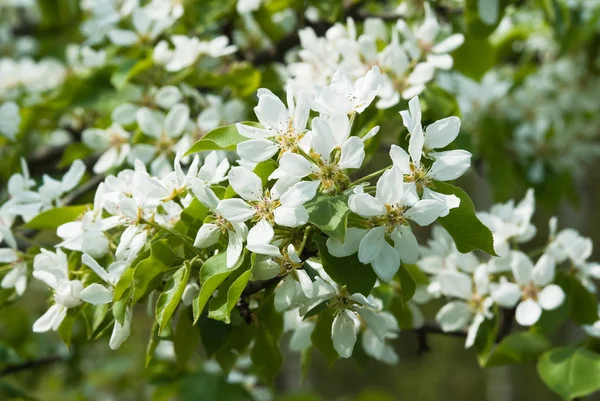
[287,4,464,108]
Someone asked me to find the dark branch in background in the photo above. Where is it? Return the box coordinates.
[60,173,105,206]
[0,355,64,377]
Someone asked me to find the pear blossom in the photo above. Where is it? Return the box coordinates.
[396,3,464,70]
[328,167,445,281]
[80,253,127,305]
[0,247,27,295]
[491,252,565,326]
[216,167,318,255]
[278,114,378,193]
[32,248,83,332]
[417,226,479,275]
[311,66,383,116]
[236,86,310,163]
[130,104,190,176]
[0,101,20,139]
[111,86,183,126]
[478,189,536,258]
[191,179,248,268]
[66,44,106,75]
[153,35,237,72]
[435,266,494,348]
[108,8,174,46]
[82,124,131,174]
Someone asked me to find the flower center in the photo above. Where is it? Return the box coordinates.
[253,194,280,224]
[522,282,538,301]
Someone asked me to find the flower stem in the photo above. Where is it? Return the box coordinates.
[142,220,202,256]
[351,166,390,187]
[298,226,312,255]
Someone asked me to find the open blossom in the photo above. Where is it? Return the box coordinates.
[391,96,469,215]
[191,179,248,268]
[83,124,131,174]
[327,167,445,281]
[236,85,310,163]
[216,167,319,256]
[153,35,237,72]
[32,248,83,332]
[311,66,382,116]
[491,252,565,326]
[435,266,494,348]
[0,247,27,295]
[108,7,174,46]
[278,114,378,193]
[0,101,20,139]
[478,189,536,258]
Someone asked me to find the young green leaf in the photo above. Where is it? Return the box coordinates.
[434,181,497,255]
[538,347,600,400]
[208,253,252,324]
[156,262,191,333]
[132,240,177,303]
[485,332,552,367]
[315,235,377,297]
[185,122,261,156]
[250,291,284,385]
[24,205,90,229]
[305,193,351,242]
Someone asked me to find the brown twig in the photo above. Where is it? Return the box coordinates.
[0,355,64,377]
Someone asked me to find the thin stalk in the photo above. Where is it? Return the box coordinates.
[143,220,202,256]
[298,226,312,255]
[352,166,390,187]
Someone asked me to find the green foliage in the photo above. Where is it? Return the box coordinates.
[311,309,338,368]
[208,252,252,324]
[538,347,600,400]
[433,182,496,255]
[250,290,284,385]
[314,235,376,296]
[452,36,496,80]
[24,205,89,229]
[305,193,351,242]
[485,332,552,367]
[132,240,177,303]
[185,122,262,155]
[156,262,192,333]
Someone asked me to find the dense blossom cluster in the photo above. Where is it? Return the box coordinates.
[1,0,600,399]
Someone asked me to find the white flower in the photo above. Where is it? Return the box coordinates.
[396,3,464,69]
[83,124,131,174]
[435,266,494,348]
[216,167,318,255]
[417,225,479,275]
[197,95,246,133]
[490,252,565,326]
[130,104,190,176]
[278,114,378,193]
[0,101,20,139]
[311,66,383,115]
[80,253,128,305]
[329,167,445,281]
[236,86,310,163]
[108,8,174,46]
[153,35,236,72]
[191,179,248,268]
[57,183,120,258]
[0,247,27,296]
[66,44,106,75]
[237,0,262,14]
[478,189,536,257]
[109,305,133,350]
[32,248,83,332]
[361,311,399,364]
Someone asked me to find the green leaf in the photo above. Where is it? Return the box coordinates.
[193,252,245,324]
[156,262,191,333]
[465,0,507,37]
[132,240,177,303]
[58,143,93,169]
[538,347,600,400]
[485,332,552,367]
[314,235,376,297]
[556,273,598,325]
[179,198,210,228]
[474,312,500,366]
[250,290,284,385]
[198,312,232,357]
[215,322,257,374]
[110,57,154,89]
[305,193,351,242]
[397,265,416,304]
[195,62,262,97]
[434,182,497,255]
[311,308,338,368]
[24,205,89,229]
[208,253,252,324]
[452,36,496,80]
[174,307,200,371]
[185,122,261,156]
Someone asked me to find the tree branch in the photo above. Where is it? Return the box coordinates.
[0,355,64,377]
